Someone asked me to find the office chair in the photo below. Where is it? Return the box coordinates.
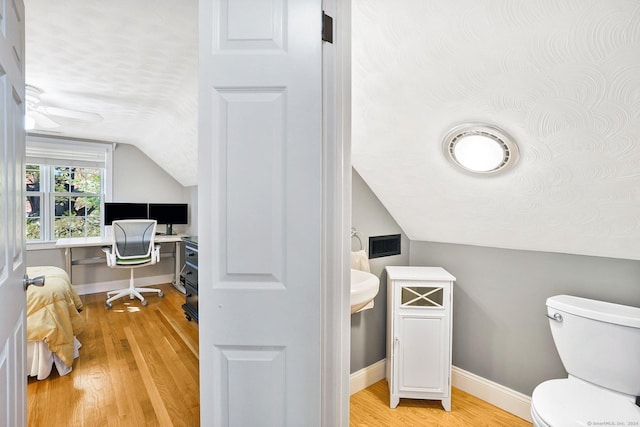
[103,219,164,309]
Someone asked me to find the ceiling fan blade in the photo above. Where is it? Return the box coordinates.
[42,106,103,122]
[30,111,60,129]
[25,85,43,108]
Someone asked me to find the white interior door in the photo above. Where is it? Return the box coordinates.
[0,0,27,426]
[199,0,325,425]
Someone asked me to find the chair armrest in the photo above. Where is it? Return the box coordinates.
[102,246,115,267]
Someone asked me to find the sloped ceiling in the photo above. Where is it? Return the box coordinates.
[25,1,640,259]
[25,0,198,187]
[352,0,640,260]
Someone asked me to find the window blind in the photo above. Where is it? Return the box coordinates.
[26,137,112,168]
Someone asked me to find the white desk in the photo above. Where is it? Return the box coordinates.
[56,234,188,292]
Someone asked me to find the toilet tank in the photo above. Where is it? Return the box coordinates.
[546,295,640,396]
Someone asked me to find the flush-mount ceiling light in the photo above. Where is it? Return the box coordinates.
[443,123,519,175]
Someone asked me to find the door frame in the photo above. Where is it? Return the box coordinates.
[320,0,351,425]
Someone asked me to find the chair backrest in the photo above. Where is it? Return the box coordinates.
[111,220,157,260]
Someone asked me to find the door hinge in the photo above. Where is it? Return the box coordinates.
[322,11,333,43]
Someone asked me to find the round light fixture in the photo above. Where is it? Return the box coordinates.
[443,123,519,175]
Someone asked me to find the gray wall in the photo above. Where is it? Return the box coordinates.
[186,185,198,237]
[26,143,196,285]
[410,241,640,396]
[352,166,640,396]
[112,143,192,236]
[351,169,410,373]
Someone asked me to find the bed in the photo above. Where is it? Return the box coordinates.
[26,266,84,380]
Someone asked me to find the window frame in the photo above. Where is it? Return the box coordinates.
[26,136,113,245]
[25,163,43,240]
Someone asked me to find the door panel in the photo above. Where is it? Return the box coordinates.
[199,0,323,425]
[0,0,26,425]
[398,316,446,393]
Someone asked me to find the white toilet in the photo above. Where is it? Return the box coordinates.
[531,295,640,426]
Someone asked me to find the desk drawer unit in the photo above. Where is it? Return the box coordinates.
[185,243,198,265]
[185,283,198,316]
[181,237,199,322]
[182,262,198,288]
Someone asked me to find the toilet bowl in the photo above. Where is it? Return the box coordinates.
[531,377,640,426]
[530,295,640,426]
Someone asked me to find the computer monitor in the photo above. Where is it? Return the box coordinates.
[148,203,188,235]
[104,202,149,225]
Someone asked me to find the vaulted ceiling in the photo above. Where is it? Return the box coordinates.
[25,1,640,260]
[352,0,640,260]
[25,0,198,186]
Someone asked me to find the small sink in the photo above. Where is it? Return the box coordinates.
[351,269,380,314]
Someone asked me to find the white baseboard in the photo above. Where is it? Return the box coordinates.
[349,360,532,422]
[74,274,175,295]
[452,366,532,422]
[349,359,386,395]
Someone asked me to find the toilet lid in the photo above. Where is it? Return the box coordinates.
[532,378,640,426]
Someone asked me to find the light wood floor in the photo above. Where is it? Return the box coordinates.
[28,284,532,426]
[27,284,199,427]
[350,380,533,427]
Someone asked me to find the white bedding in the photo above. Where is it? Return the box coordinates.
[27,337,82,380]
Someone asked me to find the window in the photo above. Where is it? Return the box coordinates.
[25,164,43,240]
[26,137,113,242]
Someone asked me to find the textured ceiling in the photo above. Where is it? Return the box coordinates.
[25,1,640,259]
[25,0,198,186]
[352,0,640,260]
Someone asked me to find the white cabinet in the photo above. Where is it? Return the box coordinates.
[386,266,455,411]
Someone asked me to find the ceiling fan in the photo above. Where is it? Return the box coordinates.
[25,84,103,130]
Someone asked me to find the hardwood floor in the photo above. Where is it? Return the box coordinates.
[27,284,199,427]
[350,380,533,427]
[28,284,531,426]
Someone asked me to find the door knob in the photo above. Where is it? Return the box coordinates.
[23,274,45,291]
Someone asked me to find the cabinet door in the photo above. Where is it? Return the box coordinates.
[397,314,448,394]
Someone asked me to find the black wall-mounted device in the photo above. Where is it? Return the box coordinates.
[368,234,401,259]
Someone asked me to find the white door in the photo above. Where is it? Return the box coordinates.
[0,0,27,426]
[199,0,325,425]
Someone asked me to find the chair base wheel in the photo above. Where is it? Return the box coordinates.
[105,302,113,309]
[158,291,164,297]
[141,299,148,306]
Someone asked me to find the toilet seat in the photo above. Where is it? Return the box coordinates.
[531,377,640,427]
[530,402,550,427]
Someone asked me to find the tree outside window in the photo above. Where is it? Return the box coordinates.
[52,166,102,238]
[25,164,42,240]
[26,165,104,241]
